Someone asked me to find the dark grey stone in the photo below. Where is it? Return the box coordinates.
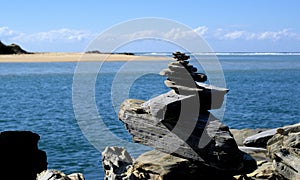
[243,128,277,148]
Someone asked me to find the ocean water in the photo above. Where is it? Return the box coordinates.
[0,54,299,179]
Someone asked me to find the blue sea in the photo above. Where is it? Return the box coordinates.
[0,53,299,179]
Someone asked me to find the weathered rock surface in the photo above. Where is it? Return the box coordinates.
[247,161,276,179]
[102,146,133,180]
[231,123,300,179]
[119,98,257,174]
[267,123,300,179]
[102,147,240,180]
[235,161,284,180]
[0,131,47,180]
[36,169,85,180]
[133,150,236,179]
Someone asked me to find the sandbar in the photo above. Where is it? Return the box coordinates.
[0,53,171,63]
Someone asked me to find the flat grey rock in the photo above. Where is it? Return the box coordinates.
[243,128,277,148]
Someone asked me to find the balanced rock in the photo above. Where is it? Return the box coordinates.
[118,52,257,176]
[0,131,47,180]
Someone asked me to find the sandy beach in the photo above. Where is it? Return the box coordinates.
[0,53,171,63]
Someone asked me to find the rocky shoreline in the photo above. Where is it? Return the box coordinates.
[103,52,300,180]
[1,123,299,180]
[232,123,300,179]
[102,124,300,180]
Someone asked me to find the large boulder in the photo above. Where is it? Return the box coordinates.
[133,149,238,179]
[0,131,47,180]
[119,98,257,175]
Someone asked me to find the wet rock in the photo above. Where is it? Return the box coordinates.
[102,146,134,180]
[0,131,47,180]
[36,169,85,180]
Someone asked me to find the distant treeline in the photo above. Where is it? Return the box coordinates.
[85,50,134,55]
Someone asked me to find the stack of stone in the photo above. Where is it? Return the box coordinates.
[160,51,227,109]
[160,52,207,94]
[115,52,257,179]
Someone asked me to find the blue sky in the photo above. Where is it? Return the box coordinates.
[1,0,299,52]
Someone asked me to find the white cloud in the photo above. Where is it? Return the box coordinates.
[256,29,292,40]
[128,30,161,39]
[0,26,96,51]
[211,28,300,41]
[102,28,203,42]
[12,28,95,42]
[223,31,246,40]
[1,26,300,52]
[194,26,208,36]
[0,26,19,37]
[0,26,23,41]
[2,26,300,44]
[0,26,95,44]
[164,28,194,40]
